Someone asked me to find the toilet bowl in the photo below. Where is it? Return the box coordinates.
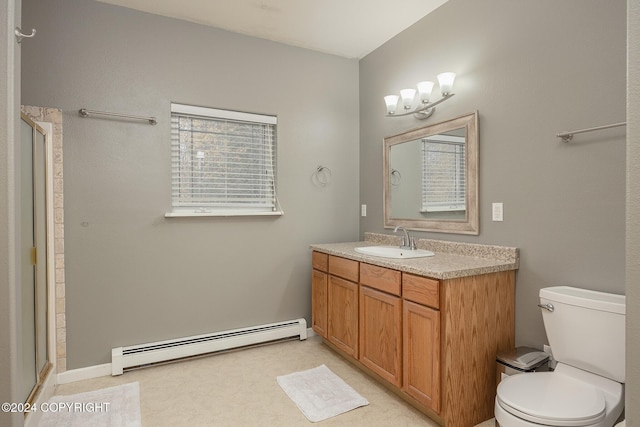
[495,364,624,427]
[494,286,625,427]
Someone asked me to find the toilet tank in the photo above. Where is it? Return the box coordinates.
[540,286,625,383]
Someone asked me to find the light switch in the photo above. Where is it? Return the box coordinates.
[492,203,504,221]
[361,204,367,217]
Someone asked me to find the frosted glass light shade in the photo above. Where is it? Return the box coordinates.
[417,81,434,103]
[384,95,399,114]
[400,89,416,109]
[437,72,456,95]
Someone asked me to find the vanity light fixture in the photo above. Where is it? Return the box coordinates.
[384,72,456,120]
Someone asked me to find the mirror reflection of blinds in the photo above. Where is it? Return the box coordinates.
[170,103,278,213]
[421,135,466,212]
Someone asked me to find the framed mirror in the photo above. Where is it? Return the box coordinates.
[384,111,478,235]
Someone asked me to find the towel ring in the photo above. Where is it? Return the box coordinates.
[391,169,401,186]
[314,166,332,187]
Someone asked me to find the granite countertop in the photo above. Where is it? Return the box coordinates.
[310,233,519,280]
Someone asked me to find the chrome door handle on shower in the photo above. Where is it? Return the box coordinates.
[537,303,554,312]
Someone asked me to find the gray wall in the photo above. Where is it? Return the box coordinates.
[389,140,422,218]
[627,0,639,420]
[21,0,360,369]
[360,0,627,347]
[1,1,22,425]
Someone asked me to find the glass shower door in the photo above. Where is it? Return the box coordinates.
[20,116,37,402]
[20,113,51,404]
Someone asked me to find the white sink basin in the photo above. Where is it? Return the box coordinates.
[354,246,435,259]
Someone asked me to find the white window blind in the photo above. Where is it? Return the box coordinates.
[421,135,466,212]
[168,103,281,216]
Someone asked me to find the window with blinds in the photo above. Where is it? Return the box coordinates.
[421,135,466,212]
[169,103,281,216]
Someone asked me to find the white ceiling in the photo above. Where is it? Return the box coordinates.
[95,0,448,59]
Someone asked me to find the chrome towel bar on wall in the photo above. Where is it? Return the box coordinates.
[556,122,626,142]
[79,108,158,125]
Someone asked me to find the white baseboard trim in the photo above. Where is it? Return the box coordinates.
[56,363,112,384]
[57,330,315,385]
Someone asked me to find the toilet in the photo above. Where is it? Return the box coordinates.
[495,286,625,427]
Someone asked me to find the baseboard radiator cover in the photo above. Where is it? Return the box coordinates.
[111,318,307,375]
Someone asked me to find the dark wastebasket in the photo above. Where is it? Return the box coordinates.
[496,346,549,386]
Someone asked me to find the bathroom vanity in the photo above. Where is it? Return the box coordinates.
[310,233,519,427]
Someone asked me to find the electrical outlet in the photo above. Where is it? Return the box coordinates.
[492,202,504,221]
[361,204,367,217]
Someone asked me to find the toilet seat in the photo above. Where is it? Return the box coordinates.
[497,372,606,426]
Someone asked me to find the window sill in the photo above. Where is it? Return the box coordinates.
[164,211,284,218]
[420,207,466,213]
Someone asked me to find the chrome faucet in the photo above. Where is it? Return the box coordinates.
[393,226,416,250]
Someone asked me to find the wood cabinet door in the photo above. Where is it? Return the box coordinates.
[311,269,328,338]
[328,275,359,357]
[403,300,441,413]
[359,286,402,387]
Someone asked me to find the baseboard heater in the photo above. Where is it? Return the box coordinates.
[111,318,307,375]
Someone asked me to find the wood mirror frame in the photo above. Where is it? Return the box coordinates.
[384,111,479,235]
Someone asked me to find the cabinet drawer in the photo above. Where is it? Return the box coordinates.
[329,256,359,282]
[403,273,439,309]
[360,263,401,296]
[312,251,329,272]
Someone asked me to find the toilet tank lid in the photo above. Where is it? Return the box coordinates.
[540,286,625,314]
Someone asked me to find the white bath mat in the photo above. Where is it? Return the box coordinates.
[38,382,142,427]
[277,364,369,422]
